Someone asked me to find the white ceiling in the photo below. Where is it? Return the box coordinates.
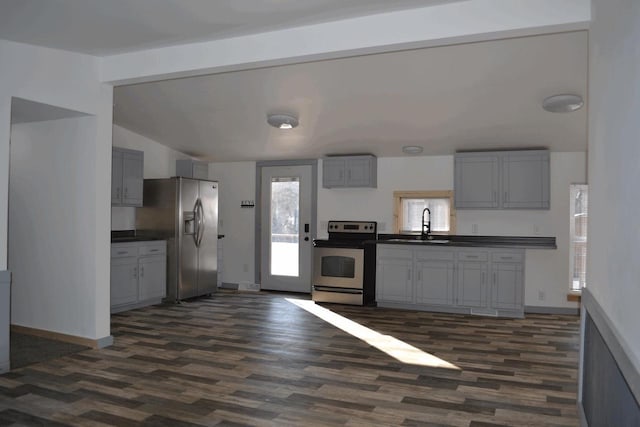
[1,1,588,162]
[0,0,456,56]
[114,31,588,162]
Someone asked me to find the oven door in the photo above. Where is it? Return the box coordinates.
[313,246,364,289]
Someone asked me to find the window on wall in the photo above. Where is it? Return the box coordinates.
[394,191,456,234]
[569,184,588,291]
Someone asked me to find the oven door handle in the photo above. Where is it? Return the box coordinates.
[313,286,363,294]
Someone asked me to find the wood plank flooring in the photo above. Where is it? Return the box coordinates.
[0,292,580,426]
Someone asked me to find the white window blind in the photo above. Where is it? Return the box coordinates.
[401,198,450,233]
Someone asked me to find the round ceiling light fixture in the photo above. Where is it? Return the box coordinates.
[402,145,424,155]
[542,94,584,113]
[267,113,299,129]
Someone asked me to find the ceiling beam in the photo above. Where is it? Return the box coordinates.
[101,0,590,86]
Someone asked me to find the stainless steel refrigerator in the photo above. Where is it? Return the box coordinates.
[136,177,218,302]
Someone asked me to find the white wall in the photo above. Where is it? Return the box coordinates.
[587,0,640,366]
[208,162,257,286]
[111,125,192,230]
[9,117,103,337]
[0,40,112,341]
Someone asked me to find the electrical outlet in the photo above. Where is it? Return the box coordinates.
[378,222,386,231]
[534,225,541,235]
[538,290,545,301]
[243,263,249,273]
[472,224,478,234]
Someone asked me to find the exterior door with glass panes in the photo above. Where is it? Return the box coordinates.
[260,165,312,292]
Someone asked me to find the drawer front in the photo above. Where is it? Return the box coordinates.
[457,251,488,262]
[492,252,524,263]
[414,247,455,261]
[377,246,413,260]
[111,244,138,258]
[139,241,167,256]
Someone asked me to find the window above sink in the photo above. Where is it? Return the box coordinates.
[393,190,456,235]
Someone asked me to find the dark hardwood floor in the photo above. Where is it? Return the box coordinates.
[0,291,580,426]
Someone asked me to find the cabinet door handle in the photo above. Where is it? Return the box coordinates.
[125,187,129,198]
[116,187,121,199]
[493,272,497,284]
[140,266,144,277]
[482,271,485,284]
[347,169,352,181]
[149,249,159,252]
[417,270,421,281]
[493,190,497,202]
[407,269,411,281]
[133,267,137,279]
[504,191,508,202]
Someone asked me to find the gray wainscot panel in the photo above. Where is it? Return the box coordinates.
[580,288,640,426]
[0,270,10,373]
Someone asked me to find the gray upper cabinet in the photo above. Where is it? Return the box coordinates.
[454,153,499,208]
[323,155,377,188]
[454,150,550,210]
[501,151,550,209]
[112,147,144,207]
[176,159,209,179]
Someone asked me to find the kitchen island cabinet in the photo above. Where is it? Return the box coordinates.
[111,240,166,313]
[376,244,524,318]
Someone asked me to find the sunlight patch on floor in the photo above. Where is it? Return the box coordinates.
[286,298,459,370]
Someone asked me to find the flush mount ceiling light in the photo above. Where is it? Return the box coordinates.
[267,113,299,129]
[402,145,424,155]
[542,94,584,113]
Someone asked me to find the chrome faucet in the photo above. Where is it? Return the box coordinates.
[421,207,431,240]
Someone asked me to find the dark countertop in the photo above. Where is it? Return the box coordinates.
[111,230,225,242]
[111,230,164,243]
[373,234,556,249]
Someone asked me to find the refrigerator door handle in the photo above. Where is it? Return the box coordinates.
[197,198,206,247]
[193,200,201,247]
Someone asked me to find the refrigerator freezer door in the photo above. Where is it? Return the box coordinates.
[197,180,218,295]
[178,178,200,300]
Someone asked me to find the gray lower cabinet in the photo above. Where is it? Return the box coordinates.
[112,147,144,207]
[322,155,377,188]
[376,245,524,318]
[491,252,524,311]
[454,150,549,210]
[375,247,413,303]
[111,241,166,313]
[414,249,455,306]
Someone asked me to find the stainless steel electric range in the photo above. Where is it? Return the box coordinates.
[312,220,377,306]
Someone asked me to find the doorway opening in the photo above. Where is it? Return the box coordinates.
[6,97,93,370]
